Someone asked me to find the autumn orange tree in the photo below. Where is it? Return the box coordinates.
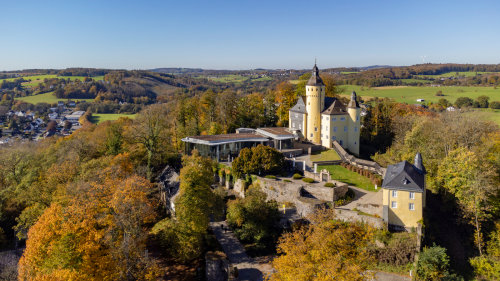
[268,208,374,281]
[18,155,162,281]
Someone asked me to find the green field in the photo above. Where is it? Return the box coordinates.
[15,92,92,104]
[417,71,496,78]
[310,149,341,162]
[90,114,137,124]
[399,78,433,84]
[340,85,500,104]
[1,74,104,88]
[318,164,375,191]
[463,108,500,125]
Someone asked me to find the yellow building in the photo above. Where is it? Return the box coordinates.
[382,153,426,230]
[289,64,361,155]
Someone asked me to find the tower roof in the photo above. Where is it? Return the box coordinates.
[414,152,426,174]
[321,97,347,115]
[307,63,324,86]
[382,160,425,192]
[348,91,360,108]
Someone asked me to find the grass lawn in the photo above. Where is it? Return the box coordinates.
[463,108,500,126]
[340,85,500,104]
[310,149,341,162]
[318,164,376,191]
[16,92,92,104]
[90,113,137,124]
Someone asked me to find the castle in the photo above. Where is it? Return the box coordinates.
[288,64,361,155]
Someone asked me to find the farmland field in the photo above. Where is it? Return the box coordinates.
[463,108,500,125]
[195,74,272,84]
[416,71,497,78]
[89,113,137,124]
[1,75,104,88]
[339,85,500,104]
[15,92,92,104]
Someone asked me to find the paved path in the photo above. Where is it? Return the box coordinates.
[210,221,273,281]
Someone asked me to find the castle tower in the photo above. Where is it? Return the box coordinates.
[347,91,361,155]
[305,64,325,144]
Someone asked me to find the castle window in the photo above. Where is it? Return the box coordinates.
[391,201,397,208]
[326,126,328,130]
[299,124,302,129]
[292,122,295,128]
[354,127,358,132]
[332,117,336,121]
[333,127,337,132]
[392,190,397,198]
[344,126,347,132]
[326,117,329,121]
[308,102,310,105]
[357,116,359,121]
[410,192,415,199]
[315,127,317,132]
[295,113,298,118]
[409,203,415,211]
[341,117,346,121]
[321,134,323,138]
[310,133,313,137]
[331,136,336,140]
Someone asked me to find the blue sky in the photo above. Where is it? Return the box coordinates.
[1,0,499,70]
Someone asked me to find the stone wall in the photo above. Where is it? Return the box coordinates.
[333,209,384,229]
[332,140,386,176]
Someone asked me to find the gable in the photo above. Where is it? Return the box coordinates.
[382,161,425,192]
[290,96,306,113]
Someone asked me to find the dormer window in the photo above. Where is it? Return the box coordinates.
[403,178,410,185]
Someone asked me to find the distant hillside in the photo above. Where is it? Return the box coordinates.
[150,68,204,74]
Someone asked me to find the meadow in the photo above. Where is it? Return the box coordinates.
[339,85,500,104]
[1,74,104,88]
[15,92,92,104]
[318,164,375,191]
[89,113,137,124]
[416,71,496,78]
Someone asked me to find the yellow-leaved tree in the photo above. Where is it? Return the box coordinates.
[268,208,375,281]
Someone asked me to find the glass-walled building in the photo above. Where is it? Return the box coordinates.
[182,127,296,162]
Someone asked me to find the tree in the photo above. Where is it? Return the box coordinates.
[470,221,500,280]
[274,82,296,127]
[127,104,171,180]
[18,164,161,280]
[436,147,497,255]
[232,145,285,178]
[226,187,280,252]
[269,209,374,281]
[415,245,454,281]
[475,95,490,108]
[454,97,474,108]
[151,150,216,261]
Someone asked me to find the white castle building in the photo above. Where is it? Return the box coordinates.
[288,64,361,155]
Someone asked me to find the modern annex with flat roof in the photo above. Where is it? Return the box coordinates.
[182,127,296,161]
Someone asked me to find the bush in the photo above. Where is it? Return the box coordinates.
[415,245,454,280]
[324,182,335,188]
[265,175,276,180]
[489,101,500,109]
[454,96,474,108]
[335,188,355,206]
[435,90,444,96]
[302,177,315,183]
[292,173,303,180]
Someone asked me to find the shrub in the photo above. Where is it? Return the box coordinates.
[324,182,335,188]
[302,177,315,183]
[435,90,444,96]
[415,245,454,280]
[265,175,276,180]
[489,101,500,109]
[292,173,303,180]
[454,96,474,108]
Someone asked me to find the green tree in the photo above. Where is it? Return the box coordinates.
[454,97,474,108]
[475,95,490,108]
[232,145,285,178]
[415,245,454,281]
[227,187,280,252]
